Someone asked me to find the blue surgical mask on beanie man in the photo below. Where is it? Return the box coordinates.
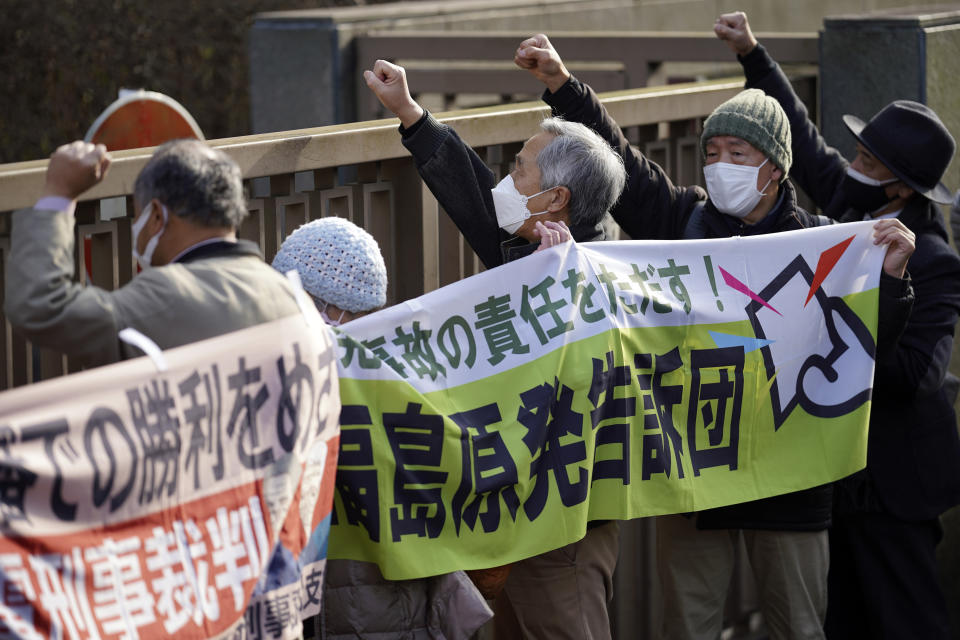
[271,217,388,322]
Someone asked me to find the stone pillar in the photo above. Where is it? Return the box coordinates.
[248,15,342,134]
[820,7,960,192]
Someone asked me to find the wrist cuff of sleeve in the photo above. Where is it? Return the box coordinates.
[399,110,429,139]
[35,196,75,215]
[541,76,581,113]
[738,43,774,78]
[879,270,912,298]
[400,111,450,160]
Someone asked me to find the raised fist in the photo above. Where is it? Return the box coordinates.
[43,141,111,200]
[714,12,758,57]
[363,60,424,128]
[514,34,571,94]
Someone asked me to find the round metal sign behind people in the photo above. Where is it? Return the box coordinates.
[82,90,205,281]
[84,89,204,149]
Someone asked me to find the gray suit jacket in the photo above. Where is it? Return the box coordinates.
[5,206,301,369]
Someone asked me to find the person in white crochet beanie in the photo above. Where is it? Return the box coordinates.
[271,216,493,638]
[271,217,388,325]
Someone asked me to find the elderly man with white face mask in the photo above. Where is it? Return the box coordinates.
[4,139,302,369]
[364,59,626,269]
[364,59,626,640]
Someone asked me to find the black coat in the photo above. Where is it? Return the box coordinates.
[543,75,914,531]
[400,112,603,268]
[742,44,960,521]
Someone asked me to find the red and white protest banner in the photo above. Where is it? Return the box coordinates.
[0,312,339,639]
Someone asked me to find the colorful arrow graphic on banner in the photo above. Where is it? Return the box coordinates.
[709,331,775,353]
[717,266,782,316]
[805,235,856,306]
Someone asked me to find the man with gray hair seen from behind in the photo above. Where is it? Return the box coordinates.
[364,59,626,640]
[5,139,301,368]
[271,216,493,640]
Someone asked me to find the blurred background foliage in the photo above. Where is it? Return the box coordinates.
[0,0,400,163]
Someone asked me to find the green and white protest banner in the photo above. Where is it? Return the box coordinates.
[0,310,340,639]
[329,222,884,579]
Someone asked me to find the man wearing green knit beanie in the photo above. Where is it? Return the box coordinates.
[699,88,792,222]
[516,31,918,640]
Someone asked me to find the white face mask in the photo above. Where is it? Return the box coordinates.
[131,202,168,270]
[703,159,772,219]
[491,174,553,234]
[845,166,898,187]
[317,300,346,327]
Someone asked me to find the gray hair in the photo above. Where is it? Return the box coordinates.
[134,139,247,228]
[536,118,626,227]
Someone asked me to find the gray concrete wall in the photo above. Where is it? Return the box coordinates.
[925,22,960,194]
[379,0,918,32]
[248,0,920,133]
[251,0,634,133]
[249,17,341,133]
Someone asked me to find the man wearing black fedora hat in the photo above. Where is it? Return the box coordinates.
[717,11,960,639]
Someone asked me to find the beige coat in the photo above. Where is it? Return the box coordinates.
[5,207,301,368]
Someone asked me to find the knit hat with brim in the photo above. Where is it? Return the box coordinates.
[272,217,387,312]
[701,88,792,181]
